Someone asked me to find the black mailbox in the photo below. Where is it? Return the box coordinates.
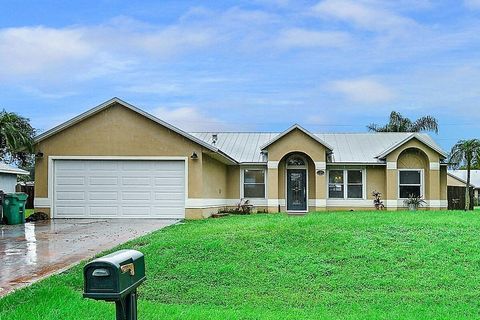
[84,249,145,320]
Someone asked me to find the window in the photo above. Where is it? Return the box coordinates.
[347,170,363,198]
[399,170,422,198]
[328,169,364,199]
[243,169,266,198]
[328,170,344,198]
[287,156,305,166]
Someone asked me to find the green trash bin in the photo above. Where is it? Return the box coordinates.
[2,193,28,225]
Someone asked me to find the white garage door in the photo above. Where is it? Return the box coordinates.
[54,159,185,219]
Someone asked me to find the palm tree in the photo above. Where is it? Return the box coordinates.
[367,111,438,133]
[449,139,480,211]
[0,110,35,167]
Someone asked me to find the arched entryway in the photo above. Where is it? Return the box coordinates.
[285,154,309,211]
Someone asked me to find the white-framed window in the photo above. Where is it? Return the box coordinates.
[398,169,423,199]
[328,169,365,199]
[242,168,266,199]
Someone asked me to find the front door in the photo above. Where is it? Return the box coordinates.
[287,169,307,211]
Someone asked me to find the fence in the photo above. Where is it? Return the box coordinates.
[15,183,34,209]
[447,186,474,210]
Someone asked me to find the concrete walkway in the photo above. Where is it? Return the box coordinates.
[0,219,177,296]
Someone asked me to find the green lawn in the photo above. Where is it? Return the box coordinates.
[25,209,34,218]
[3,211,480,319]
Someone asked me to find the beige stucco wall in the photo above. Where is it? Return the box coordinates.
[265,128,327,212]
[266,128,327,162]
[34,103,228,219]
[366,166,386,200]
[202,154,228,199]
[226,166,240,199]
[384,138,445,207]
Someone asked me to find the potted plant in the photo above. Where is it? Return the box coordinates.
[403,194,426,211]
[372,190,385,210]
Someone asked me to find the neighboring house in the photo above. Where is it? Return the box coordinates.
[33,98,448,219]
[448,170,480,199]
[0,163,29,193]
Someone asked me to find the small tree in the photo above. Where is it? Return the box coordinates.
[367,111,438,133]
[0,110,35,167]
[449,139,480,211]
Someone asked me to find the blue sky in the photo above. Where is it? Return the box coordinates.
[1,0,480,151]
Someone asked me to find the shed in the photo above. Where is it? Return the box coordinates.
[0,163,29,193]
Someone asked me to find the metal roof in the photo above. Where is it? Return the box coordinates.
[0,163,29,175]
[190,132,446,164]
[260,124,333,151]
[448,170,480,188]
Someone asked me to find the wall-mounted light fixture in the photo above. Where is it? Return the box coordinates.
[316,169,325,176]
[35,152,44,159]
[191,152,198,160]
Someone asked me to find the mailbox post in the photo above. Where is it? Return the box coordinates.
[83,249,145,320]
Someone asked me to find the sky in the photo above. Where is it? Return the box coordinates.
[1,0,480,151]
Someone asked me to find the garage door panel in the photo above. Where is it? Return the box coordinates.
[89,191,118,200]
[89,161,119,171]
[122,191,151,200]
[56,191,85,200]
[56,206,86,216]
[122,177,151,185]
[89,206,119,216]
[56,176,86,186]
[155,192,183,200]
[89,176,119,185]
[54,159,185,219]
[154,177,184,185]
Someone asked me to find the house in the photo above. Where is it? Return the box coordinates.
[448,170,480,199]
[0,163,29,193]
[33,98,448,219]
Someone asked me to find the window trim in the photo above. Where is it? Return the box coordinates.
[327,169,366,200]
[241,167,267,199]
[398,169,424,200]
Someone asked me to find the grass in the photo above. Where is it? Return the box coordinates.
[25,209,34,218]
[3,210,480,319]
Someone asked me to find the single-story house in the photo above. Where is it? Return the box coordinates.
[0,163,29,193]
[447,170,480,199]
[33,98,448,219]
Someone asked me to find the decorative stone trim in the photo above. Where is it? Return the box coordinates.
[267,161,279,169]
[34,198,51,207]
[314,161,326,170]
[429,162,440,170]
[386,162,397,170]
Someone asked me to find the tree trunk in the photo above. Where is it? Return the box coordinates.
[466,162,471,211]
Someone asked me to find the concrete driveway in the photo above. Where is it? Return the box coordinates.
[0,219,177,296]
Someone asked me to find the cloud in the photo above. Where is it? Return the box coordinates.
[153,106,228,131]
[464,0,480,9]
[0,26,94,77]
[312,0,416,32]
[329,78,395,103]
[277,28,351,48]
[0,20,217,81]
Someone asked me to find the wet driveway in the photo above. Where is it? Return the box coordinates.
[0,219,178,296]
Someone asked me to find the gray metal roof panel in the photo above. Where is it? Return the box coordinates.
[190,132,445,164]
[448,170,480,188]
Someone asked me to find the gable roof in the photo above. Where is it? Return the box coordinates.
[34,98,237,164]
[0,163,29,175]
[191,132,445,164]
[375,133,448,159]
[259,124,333,151]
[448,170,480,188]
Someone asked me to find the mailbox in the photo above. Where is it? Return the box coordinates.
[84,249,145,320]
